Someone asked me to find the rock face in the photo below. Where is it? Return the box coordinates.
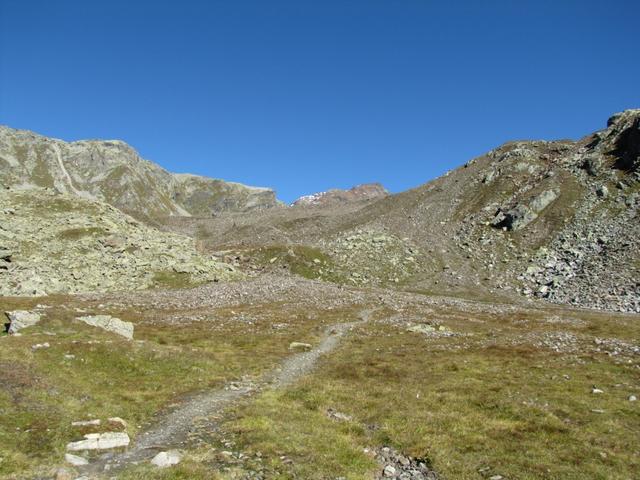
[5,310,41,334]
[292,183,388,207]
[76,315,134,339]
[0,125,280,221]
[0,188,238,296]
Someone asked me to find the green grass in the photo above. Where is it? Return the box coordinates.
[0,296,344,479]
[151,270,203,289]
[56,226,105,241]
[222,305,640,479]
[2,292,639,479]
[244,245,335,281]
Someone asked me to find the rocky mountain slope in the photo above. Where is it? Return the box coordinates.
[0,188,238,296]
[292,182,388,207]
[0,126,280,221]
[166,109,640,313]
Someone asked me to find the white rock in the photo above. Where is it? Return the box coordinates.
[31,342,50,350]
[107,417,127,428]
[150,450,183,468]
[71,419,101,427]
[66,432,130,451]
[592,388,604,394]
[54,467,76,480]
[629,395,637,402]
[76,315,134,340]
[65,453,89,466]
[288,341,312,351]
[383,465,396,477]
[407,324,436,334]
[5,310,41,334]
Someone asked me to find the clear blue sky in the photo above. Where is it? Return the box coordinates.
[1,1,638,202]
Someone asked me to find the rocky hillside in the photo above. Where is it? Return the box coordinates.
[292,183,388,207]
[166,109,640,313]
[0,187,238,296]
[0,126,280,221]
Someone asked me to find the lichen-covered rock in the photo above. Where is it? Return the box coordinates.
[0,188,240,296]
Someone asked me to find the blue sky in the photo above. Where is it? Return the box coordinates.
[1,1,638,202]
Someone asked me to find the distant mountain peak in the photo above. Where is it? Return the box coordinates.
[292,182,389,207]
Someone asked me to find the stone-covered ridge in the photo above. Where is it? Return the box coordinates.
[292,182,388,207]
[0,188,239,296]
[0,125,280,220]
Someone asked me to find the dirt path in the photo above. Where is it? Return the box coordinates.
[80,310,372,476]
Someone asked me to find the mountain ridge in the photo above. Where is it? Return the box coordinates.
[0,125,281,221]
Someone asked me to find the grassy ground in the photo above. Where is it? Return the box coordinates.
[0,294,347,479]
[2,292,639,479]
[222,304,640,479]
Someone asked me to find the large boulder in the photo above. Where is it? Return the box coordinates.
[491,205,537,231]
[492,190,557,231]
[5,310,41,334]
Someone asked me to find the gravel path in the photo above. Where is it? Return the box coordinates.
[79,310,372,476]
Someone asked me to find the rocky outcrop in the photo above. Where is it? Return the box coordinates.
[0,188,238,296]
[0,126,280,221]
[453,109,640,312]
[292,183,388,207]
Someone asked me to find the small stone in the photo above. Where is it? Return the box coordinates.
[31,342,50,350]
[489,476,504,480]
[71,419,101,427]
[408,324,436,334]
[596,185,609,198]
[54,467,76,480]
[592,388,604,394]
[65,453,89,466]
[289,342,312,351]
[107,417,127,428]
[151,450,182,468]
[629,395,637,402]
[383,464,397,477]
